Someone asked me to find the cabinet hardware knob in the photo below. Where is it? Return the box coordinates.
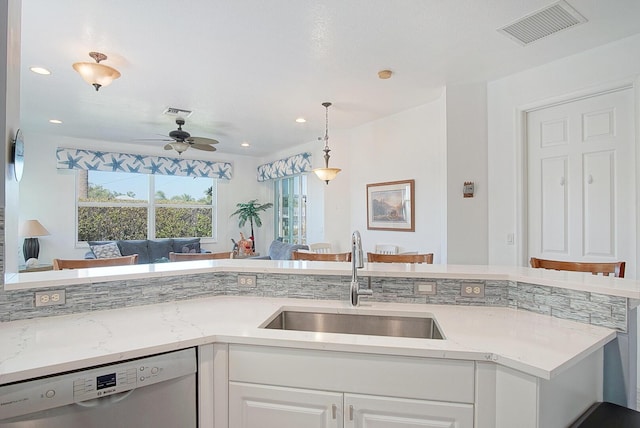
[332,404,337,419]
[349,404,354,421]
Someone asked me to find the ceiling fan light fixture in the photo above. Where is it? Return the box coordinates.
[312,102,342,184]
[72,51,121,91]
[169,141,190,154]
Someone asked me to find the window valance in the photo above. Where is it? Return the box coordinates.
[56,148,233,180]
[257,152,311,182]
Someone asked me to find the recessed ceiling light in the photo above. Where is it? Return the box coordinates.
[30,66,51,75]
[49,119,62,124]
[295,118,306,123]
[241,142,250,147]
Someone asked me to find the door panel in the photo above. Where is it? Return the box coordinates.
[344,393,473,428]
[229,382,341,428]
[527,88,635,275]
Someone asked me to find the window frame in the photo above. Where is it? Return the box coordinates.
[273,174,307,244]
[76,171,218,244]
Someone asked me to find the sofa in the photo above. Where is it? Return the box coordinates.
[252,239,309,260]
[85,238,206,264]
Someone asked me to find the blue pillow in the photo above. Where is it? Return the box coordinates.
[173,238,201,253]
[117,240,149,264]
[148,240,174,262]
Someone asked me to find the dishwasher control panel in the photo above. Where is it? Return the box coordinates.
[0,347,196,421]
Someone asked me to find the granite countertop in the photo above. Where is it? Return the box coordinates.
[0,295,615,386]
[6,260,640,301]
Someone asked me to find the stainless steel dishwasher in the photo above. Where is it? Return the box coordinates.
[0,347,197,428]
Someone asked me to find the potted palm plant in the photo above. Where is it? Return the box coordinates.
[230,199,273,252]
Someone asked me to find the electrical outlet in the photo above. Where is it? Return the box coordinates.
[414,282,436,295]
[460,283,484,298]
[35,290,66,307]
[237,275,257,287]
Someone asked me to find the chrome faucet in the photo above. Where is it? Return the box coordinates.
[350,230,372,306]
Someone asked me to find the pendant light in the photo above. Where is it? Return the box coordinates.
[312,102,342,184]
[72,51,121,91]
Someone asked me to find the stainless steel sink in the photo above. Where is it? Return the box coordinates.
[262,310,444,339]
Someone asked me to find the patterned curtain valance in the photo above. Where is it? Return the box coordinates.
[56,148,233,180]
[257,152,312,182]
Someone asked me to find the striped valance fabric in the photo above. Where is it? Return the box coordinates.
[56,148,233,180]
[257,152,312,182]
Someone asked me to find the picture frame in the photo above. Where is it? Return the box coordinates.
[366,179,415,231]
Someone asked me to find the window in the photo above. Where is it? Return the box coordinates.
[274,175,307,244]
[77,170,217,242]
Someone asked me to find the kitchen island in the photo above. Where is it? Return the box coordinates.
[1,261,639,426]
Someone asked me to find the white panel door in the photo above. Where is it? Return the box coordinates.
[344,393,473,428]
[229,382,342,428]
[527,88,635,275]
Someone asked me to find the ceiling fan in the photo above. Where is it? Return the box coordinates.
[145,118,220,155]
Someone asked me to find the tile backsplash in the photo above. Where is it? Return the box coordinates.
[0,270,629,332]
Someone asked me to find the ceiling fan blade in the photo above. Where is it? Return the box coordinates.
[134,138,174,142]
[191,144,217,152]
[188,136,219,145]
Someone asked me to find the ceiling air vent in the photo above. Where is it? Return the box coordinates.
[497,0,587,46]
[163,107,193,118]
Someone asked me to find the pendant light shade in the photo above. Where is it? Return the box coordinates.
[73,52,121,91]
[312,102,342,184]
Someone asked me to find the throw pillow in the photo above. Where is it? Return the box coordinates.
[173,238,201,254]
[148,239,173,262]
[90,242,122,259]
[117,240,149,264]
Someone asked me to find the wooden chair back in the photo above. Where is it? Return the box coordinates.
[53,255,139,270]
[367,252,433,264]
[529,257,625,278]
[169,251,232,261]
[309,243,332,254]
[292,251,352,262]
[374,244,399,255]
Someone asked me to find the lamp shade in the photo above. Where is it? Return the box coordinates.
[313,167,341,182]
[19,220,50,238]
[72,62,121,90]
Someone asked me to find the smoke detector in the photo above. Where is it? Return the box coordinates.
[163,107,193,118]
[497,1,587,46]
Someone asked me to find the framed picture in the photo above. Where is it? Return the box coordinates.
[366,179,415,231]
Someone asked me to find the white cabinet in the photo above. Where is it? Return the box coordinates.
[345,393,473,428]
[229,382,341,428]
[229,382,473,428]
[227,345,474,428]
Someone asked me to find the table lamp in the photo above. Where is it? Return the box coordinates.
[19,219,50,261]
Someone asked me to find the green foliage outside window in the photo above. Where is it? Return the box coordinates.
[78,175,215,242]
[78,206,148,241]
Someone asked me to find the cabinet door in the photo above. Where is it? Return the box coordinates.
[344,393,474,428]
[229,381,342,428]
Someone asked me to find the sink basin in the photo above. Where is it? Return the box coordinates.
[262,310,444,339]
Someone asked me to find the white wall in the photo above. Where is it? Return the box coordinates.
[488,33,640,268]
[446,83,488,264]
[344,92,448,259]
[18,133,261,262]
[2,0,21,273]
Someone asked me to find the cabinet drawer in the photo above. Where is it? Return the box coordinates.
[229,344,475,403]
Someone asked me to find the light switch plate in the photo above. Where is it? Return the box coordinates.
[414,282,436,295]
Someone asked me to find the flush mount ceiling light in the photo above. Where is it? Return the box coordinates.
[312,102,342,185]
[72,51,121,91]
[30,66,50,75]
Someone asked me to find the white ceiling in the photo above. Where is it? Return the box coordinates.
[19,0,640,156]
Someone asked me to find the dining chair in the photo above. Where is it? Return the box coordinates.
[367,253,433,264]
[292,251,352,262]
[309,243,332,254]
[169,251,232,261]
[53,254,139,270]
[529,257,625,278]
[374,244,399,255]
